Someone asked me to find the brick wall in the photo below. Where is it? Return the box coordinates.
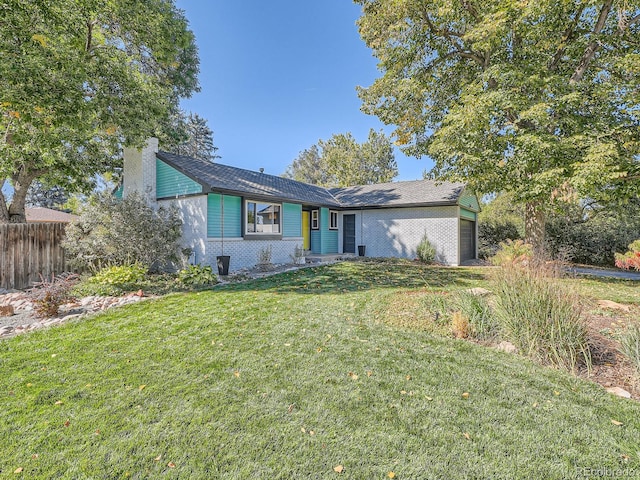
[338,206,460,265]
[123,138,158,204]
[204,237,304,271]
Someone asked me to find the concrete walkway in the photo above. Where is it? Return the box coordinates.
[567,266,640,281]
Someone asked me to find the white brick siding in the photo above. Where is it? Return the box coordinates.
[339,206,460,265]
[158,196,207,264]
[204,238,304,271]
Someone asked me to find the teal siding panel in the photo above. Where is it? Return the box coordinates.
[283,203,302,237]
[311,231,321,254]
[460,208,477,221]
[223,195,242,237]
[324,230,338,254]
[156,159,202,198]
[459,189,480,211]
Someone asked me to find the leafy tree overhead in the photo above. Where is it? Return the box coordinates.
[284,129,398,187]
[0,0,199,223]
[356,0,640,253]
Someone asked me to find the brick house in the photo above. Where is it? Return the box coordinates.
[121,138,479,271]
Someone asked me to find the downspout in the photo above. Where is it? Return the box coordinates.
[360,207,364,246]
[220,194,224,256]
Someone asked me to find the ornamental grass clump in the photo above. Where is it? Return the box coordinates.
[417,234,436,263]
[492,264,591,373]
[618,323,640,376]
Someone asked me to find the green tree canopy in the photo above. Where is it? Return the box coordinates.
[356,0,640,252]
[166,112,219,161]
[0,0,199,222]
[284,129,398,187]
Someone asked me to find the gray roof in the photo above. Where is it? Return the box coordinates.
[330,180,466,208]
[156,151,468,208]
[156,151,341,207]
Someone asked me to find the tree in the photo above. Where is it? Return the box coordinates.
[356,0,640,254]
[284,129,398,187]
[167,112,219,161]
[26,181,68,209]
[0,0,199,223]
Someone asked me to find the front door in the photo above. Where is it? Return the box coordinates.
[302,211,310,250]
[343,214,356,254]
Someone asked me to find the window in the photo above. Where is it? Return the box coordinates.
[246,200,281,235]
[311,210,319,230]
[329,210,338,230]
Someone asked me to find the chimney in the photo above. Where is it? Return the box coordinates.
[123,137,159,205]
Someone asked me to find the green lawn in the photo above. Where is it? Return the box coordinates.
[1,261,639,479]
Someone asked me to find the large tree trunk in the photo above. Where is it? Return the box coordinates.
[2,167,40,224]
[525,201,546,258]
[0,180,9,223]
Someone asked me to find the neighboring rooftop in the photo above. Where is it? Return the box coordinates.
[156,151,470,209]
[25,207,77,223]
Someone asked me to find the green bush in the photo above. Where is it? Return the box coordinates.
[177,264,218,287]
[416,235,436,263]
[478,221,522,259]
[90,264,147,288]
[63,192,183,272]
[455,291,498,340]
[492,265,591,372]
[618,323,640,375]
[491,239,533,266]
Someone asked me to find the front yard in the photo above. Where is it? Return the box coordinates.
[1,261,639,478]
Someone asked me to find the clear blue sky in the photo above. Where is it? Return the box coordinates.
[174,0,432,181]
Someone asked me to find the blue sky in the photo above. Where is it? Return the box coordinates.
[174,0,432,181]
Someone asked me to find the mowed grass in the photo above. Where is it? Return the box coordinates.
[1,261,639,479]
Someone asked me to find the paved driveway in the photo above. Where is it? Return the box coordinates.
[567,266,640,281]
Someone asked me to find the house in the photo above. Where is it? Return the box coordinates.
[121,138,479,271]
[25,207,78,223]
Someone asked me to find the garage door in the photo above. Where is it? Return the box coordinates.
[460,220,476,262]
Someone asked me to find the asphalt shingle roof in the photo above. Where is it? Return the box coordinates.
[156,151,467,208]
[329,180,466,208]
[157,151,341,207]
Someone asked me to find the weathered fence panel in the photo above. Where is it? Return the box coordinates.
[0,223,67,290]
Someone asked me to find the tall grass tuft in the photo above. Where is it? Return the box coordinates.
[454,291,499,341]
[492,265,591,373]
[618,323,640,375]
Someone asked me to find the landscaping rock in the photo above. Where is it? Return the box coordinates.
[605,387,632,399]
[0,305,15,316]
[496,341,517,354]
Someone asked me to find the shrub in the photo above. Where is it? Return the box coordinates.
[478,221,522,259]
[416,235,436,263]
[614,240,640,271]
[491,239,533,266]
[177,264,218,287]
[451,311,470,339]
[63,192,183,272]
[29,273,78,318]
[492,265,591,372]
[90,264,148,288]
[257,246,273,271]
[455,291,498,340]
[618,323,640,375]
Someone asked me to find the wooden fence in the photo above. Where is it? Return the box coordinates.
[0,223,67,290]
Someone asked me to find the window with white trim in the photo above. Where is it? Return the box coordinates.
[329,210,338,230]
[311,210,319,230]
[246,200,281,235]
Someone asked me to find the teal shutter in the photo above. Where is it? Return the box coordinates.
[283,203,302,237]
[208,194,242,238]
